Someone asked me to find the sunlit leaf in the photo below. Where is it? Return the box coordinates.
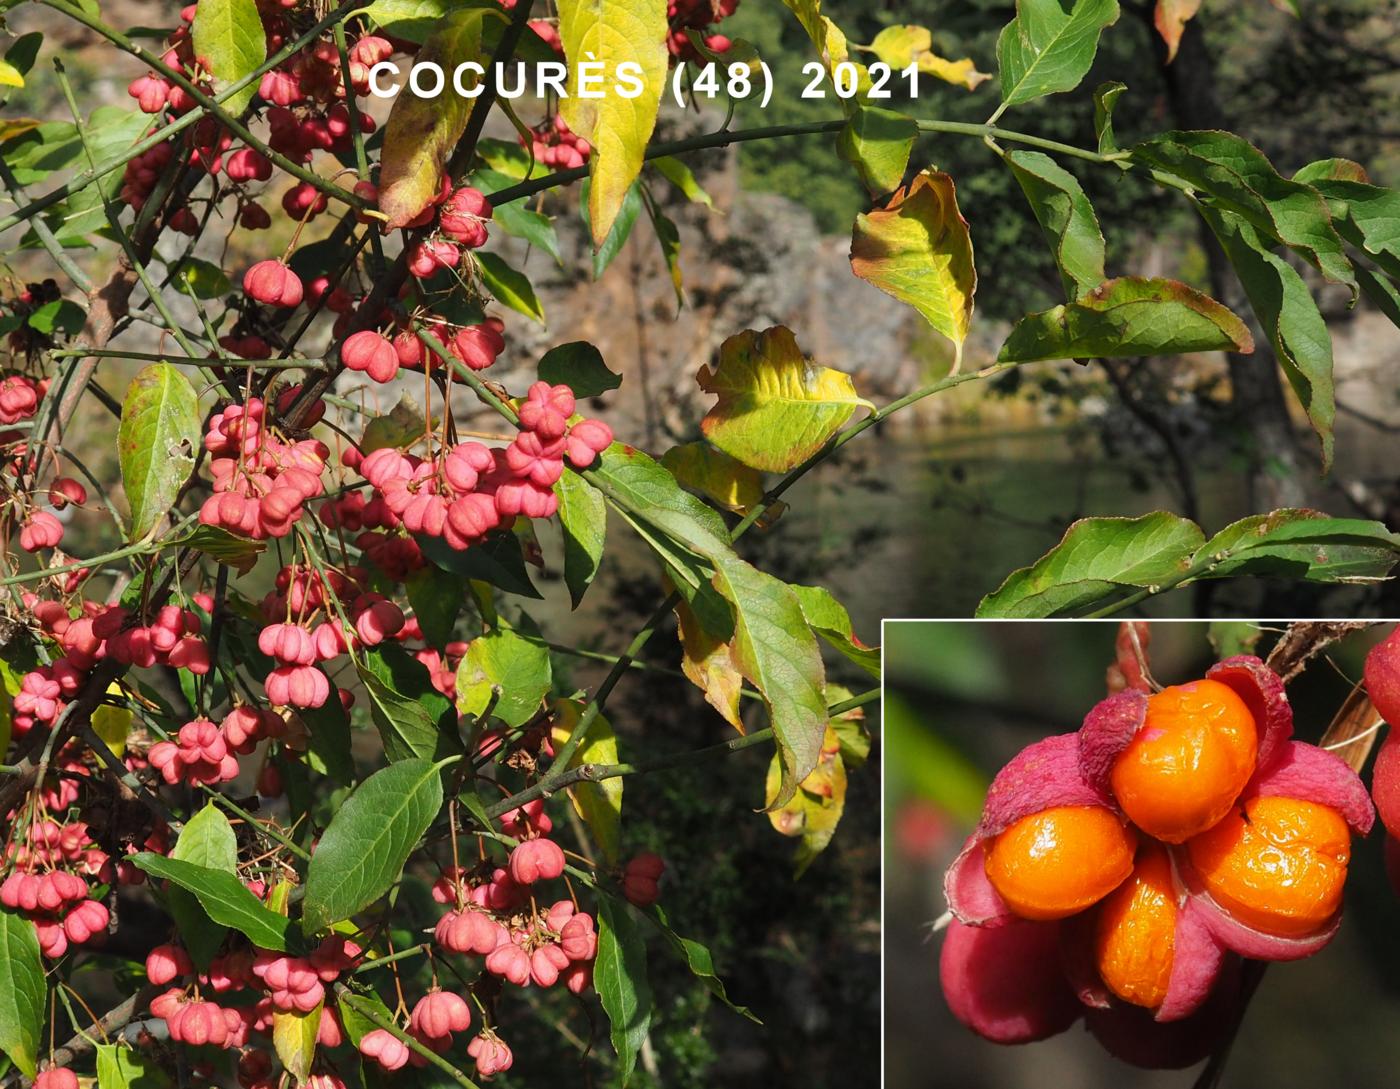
[867,25,990,90]
[661,442,763,514]
[551,699,623,862]
[0,910,43,1078]
[697,326,873,473]
[558,0,668,243]
[378,8,491,228]
[1153,0,1201,62]
[996,0,1120,109]
[190,0,267,116]
[455,627,551,727]
[1005,149,1106,299]
[118,363,200,542]
[997,276,1253,361]
[303,759,443,934]
[851,170,976,362]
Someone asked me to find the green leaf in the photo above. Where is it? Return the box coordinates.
[378,9,490,227]
[1203,207,1335,469]
[302,758,444,934]
[405,564,465,648]
[1093,80,1125,155]
[580,178,645,279]
[552,699,623,862]
[978,509,1400,616]
[357,643,462,763]
[538,341,622,399]
[0,910,43,1078]
[455,627,551,727]
[357,0,450,43]
[851,169,976,360]
[170,524,266,573]
[586,444,828,805]
[473,168,562,263]
[190,0,267,116]
[712,560,828,809]
[996,276,1253,362]
[117,362,200,542]
[789,585,880,677]
[168,803,238,968]
[1355,262,1400,330]
[96,1043,166,1089]
[1133,130,1355,289]
[360,396,426,454]
[272,1005,321,1085]
[697,326,872,473]
[837,106,916,196]
[558,0,669,243]
[335,987,395,1047]
[175,257,233,299]
[297,676,355,784]
[25,298,84,335]
[977,511,1205,617]
[416,531,541,598]
[996,0,1120,109]
[556,471,607,609]
[1302,176,1400,281]
[651,156,713,208]
[596,896,653,1086]
[648,201,686,309]
[131,854,293,951]
[1199,510,1400,582]
[476,250,545,323]
[1005,149,1106,298]
[651,905,759,1022]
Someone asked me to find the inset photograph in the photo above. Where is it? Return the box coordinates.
[885,620,1400,1087]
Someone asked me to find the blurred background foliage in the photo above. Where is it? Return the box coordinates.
[884,619,1400,1089]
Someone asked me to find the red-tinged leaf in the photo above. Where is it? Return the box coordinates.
[378,9,491,229]
[1153,0,1201,63]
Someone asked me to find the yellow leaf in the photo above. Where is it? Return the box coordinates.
[378,9,492,229]
[558,0,669,244]
[696,326,874,473]
[0,118,40,143]
[1154,0,1203,63]
[850,169,976,366]
[0,61,24,89]
[673,597,744,731]
[661,442,764,513]
[272,1004,321,1084]
[781,2,870,107]
[867,25,990,91]
[551,699,623,862]
[764,726,848,876]
[91,684,132,758]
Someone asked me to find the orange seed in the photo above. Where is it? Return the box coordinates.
[1094,843,1178,1010]
[1186,796,1350,938]
[983,805,1137,921]
[1110,679,1257,843]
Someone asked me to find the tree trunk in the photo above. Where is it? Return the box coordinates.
[1150,16,1310,510]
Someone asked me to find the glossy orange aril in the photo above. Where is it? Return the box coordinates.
[1094,843,1178,1009]
[1110,679,1257,843]
[1186,796,1350,938]
[984,805,1137,921]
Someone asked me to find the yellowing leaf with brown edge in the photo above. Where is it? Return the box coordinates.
[558,0,668,244]
[661,442,764,513]
[378,9,491,229]
[675,597,744,731]
[867,25,990,91]
[551,699,623,862]
[696,327,873,473]
[1153,0,1202,63]
[851,169,976,367]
